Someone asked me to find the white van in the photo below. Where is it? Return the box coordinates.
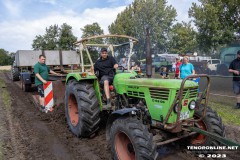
[204,59,221,71]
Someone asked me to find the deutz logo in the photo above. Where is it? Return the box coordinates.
[152,99,165,103]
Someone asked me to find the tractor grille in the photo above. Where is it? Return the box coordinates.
[149,88,170,100]
[176,87,198,99]
[127,91,144,98]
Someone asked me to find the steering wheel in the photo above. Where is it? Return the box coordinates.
[118,65,127,72]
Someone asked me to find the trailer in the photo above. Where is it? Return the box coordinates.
[11,50,80,92]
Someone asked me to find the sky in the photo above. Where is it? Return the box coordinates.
[0,0,199,53]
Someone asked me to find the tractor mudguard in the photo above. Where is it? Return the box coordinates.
[106,108,138,141]
[66,73,97,83]
[21,72,32,84]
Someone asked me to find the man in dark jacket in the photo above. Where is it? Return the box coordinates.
[94,48,118,108]
[229,50,240,108]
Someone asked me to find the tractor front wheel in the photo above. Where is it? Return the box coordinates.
[65,80,100,137]
[110,117,158,160]
[190,107,225,152]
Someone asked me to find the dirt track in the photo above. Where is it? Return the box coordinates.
[0,71,240,160]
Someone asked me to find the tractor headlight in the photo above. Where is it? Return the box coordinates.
[174,103,180,113]
[189,100,196,110]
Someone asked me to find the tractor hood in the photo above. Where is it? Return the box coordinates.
[124,78,197,89]
[113,73,198,94]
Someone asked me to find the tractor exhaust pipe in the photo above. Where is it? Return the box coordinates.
[145,26,152,78]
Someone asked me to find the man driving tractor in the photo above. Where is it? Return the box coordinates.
[94,48,118,108]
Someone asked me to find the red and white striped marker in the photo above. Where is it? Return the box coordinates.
[44,81,54,112]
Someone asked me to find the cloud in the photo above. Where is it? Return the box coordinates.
[167,0,200,23]
[107,0,133,6]
[39,0,56,5]
[0,6,125,52]
[2,0,22,17]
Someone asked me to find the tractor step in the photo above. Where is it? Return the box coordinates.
[102,104,112,110]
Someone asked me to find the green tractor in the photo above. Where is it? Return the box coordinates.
[64,35,226,160]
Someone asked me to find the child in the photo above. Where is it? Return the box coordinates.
[160,67,169,79]
[131,62,141,71]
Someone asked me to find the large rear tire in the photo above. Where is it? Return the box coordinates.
[65,80,100,137]
[190,107,225,153]
[11,67,20,81]
[110,117,158,160]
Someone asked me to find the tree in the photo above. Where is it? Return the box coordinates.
[81,22,104,44]
[108,0,177,59]
[0,49,14,65]
[44,25,59,50]
[32,23,77,50]
[189,0,240,53]
[169,22,197,54]
[59,23,77,50]
[32,35,46,50]
[81,22,104,62]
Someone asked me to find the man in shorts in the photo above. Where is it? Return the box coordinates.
[34,55,60,111]
[229,50,240,109]
[94,48,118,108]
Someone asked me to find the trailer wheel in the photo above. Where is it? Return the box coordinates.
[110,117,158,160]
[11,67,20,81]
[21,75,31,92]
[190,107,225,152]
[22,83,31,92]
[65,80,100,137]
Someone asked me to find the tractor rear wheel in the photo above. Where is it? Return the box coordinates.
[12,67,20,81]
[65,80,100,137]
[110,117,158,160]
[190,107,225,152]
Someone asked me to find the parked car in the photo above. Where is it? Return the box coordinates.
[202,59,221,75]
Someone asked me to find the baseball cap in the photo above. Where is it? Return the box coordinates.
[101,47,108,52]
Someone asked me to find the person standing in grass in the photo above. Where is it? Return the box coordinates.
[179,56,195,79]
[229,50,240,109]
[175,57,182,79]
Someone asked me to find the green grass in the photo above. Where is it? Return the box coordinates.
[209,101,240,125]
[0,77,12,160]
[0,79,11,109]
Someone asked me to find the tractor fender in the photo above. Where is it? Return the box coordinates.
[106,108,138,141]
[66,74,97,84]
[21,72,32,84]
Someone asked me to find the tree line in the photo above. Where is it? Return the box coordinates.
[0,49,14,66]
